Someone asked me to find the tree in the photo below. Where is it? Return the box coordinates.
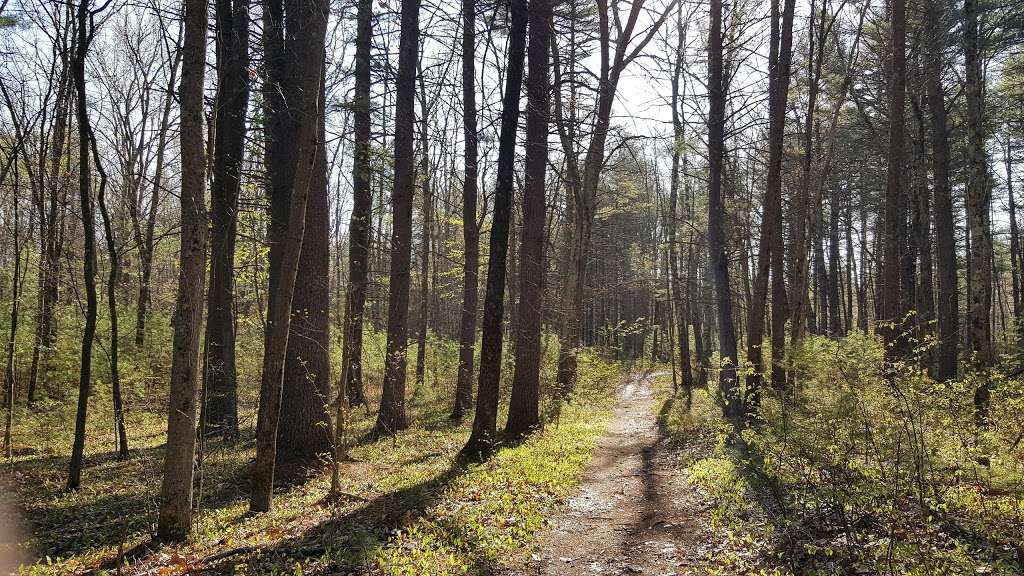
[340,0,372,409]
[880,0,907,360]
[453,0,479,419]
[251,0,329,511]
[203,0,250,438]
[91,110,129,459]
[667,9,694,405]
[963,0,993,421]
[66,0,100,492]
[262,0,334,478]
[746,0,795,407]
[706,0,741,424]
[925,0,956,382]
[506,0,552,438]
[554,0,676,392]
[156,0,208,538]
[373,0,421,436]
[462,0,528,458]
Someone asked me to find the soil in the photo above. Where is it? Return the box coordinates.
[505,371,716,576]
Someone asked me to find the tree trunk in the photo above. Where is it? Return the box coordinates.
[462,0,528,459]
[912,100,935,370]
[156,0,208,538]
[414,80,432,390]
[1007,139,1021,337]
[203,0,250,438]
[374,0,421,436]
[67,0,99,492]
[3,148,24,459]
[251,0,328,509]
[260,0,334,479]
[880,0,906,359]
[707,0,741,424]
[92,122,129,459]
[747,0,794,406]
[668,12,694,402]
[925,0,957,380]
[963,0,993,421]
[506,0,552,438]
[341,0,373,409]
[452,0,479,419]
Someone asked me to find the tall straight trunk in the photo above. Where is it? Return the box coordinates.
[156,0,208,539]
[913,102,935,369]
[506,0,552,437]
[3,150,23,459]
[452,0,479,418]
[747,0,794,405]
[250,0,328,510]
[707,0,741,424]
[828,196,842,336]
[203,0,250,438]
[341,0,372,409]
[414,83,432,389]
[880,0,906,359]
[462,0,528,458]
[261,0,333,477]
[67,0,99,492]
[963,0,993,420]
[668,11,694,400]
[374,0,420,436]
[92,126,129,459]
[276,99,333,477]
[925,0,957,380]
[1007,140,1021,334]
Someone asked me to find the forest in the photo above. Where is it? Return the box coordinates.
[0,0,1023,571]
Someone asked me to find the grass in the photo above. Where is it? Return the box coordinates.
[3,341,623,575]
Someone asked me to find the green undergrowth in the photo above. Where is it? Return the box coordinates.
[656,332,1024,576]
[6,337,622,576]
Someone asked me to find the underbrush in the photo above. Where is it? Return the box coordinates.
[5,330,623,575]
[659,332,1024,575]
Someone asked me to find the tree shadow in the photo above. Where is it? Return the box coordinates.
[195,458,479,574]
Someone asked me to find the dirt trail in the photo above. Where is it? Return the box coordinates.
[511,372,710,575]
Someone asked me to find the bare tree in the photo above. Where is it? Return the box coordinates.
[156,0,208,539]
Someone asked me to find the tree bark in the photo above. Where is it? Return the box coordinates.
[506,0,552,438]
[963,0,993,421]
[925,0,957,381]
[462,0,528,459]
[707,0,741,424]
[452,0,479,419]
[250,0,328,511]
[203,0,250,438]
[156,0,208,539]
[67,0,99,492]
[880,0,907,359]
[341,0,373,409]
[374,0,421,436]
